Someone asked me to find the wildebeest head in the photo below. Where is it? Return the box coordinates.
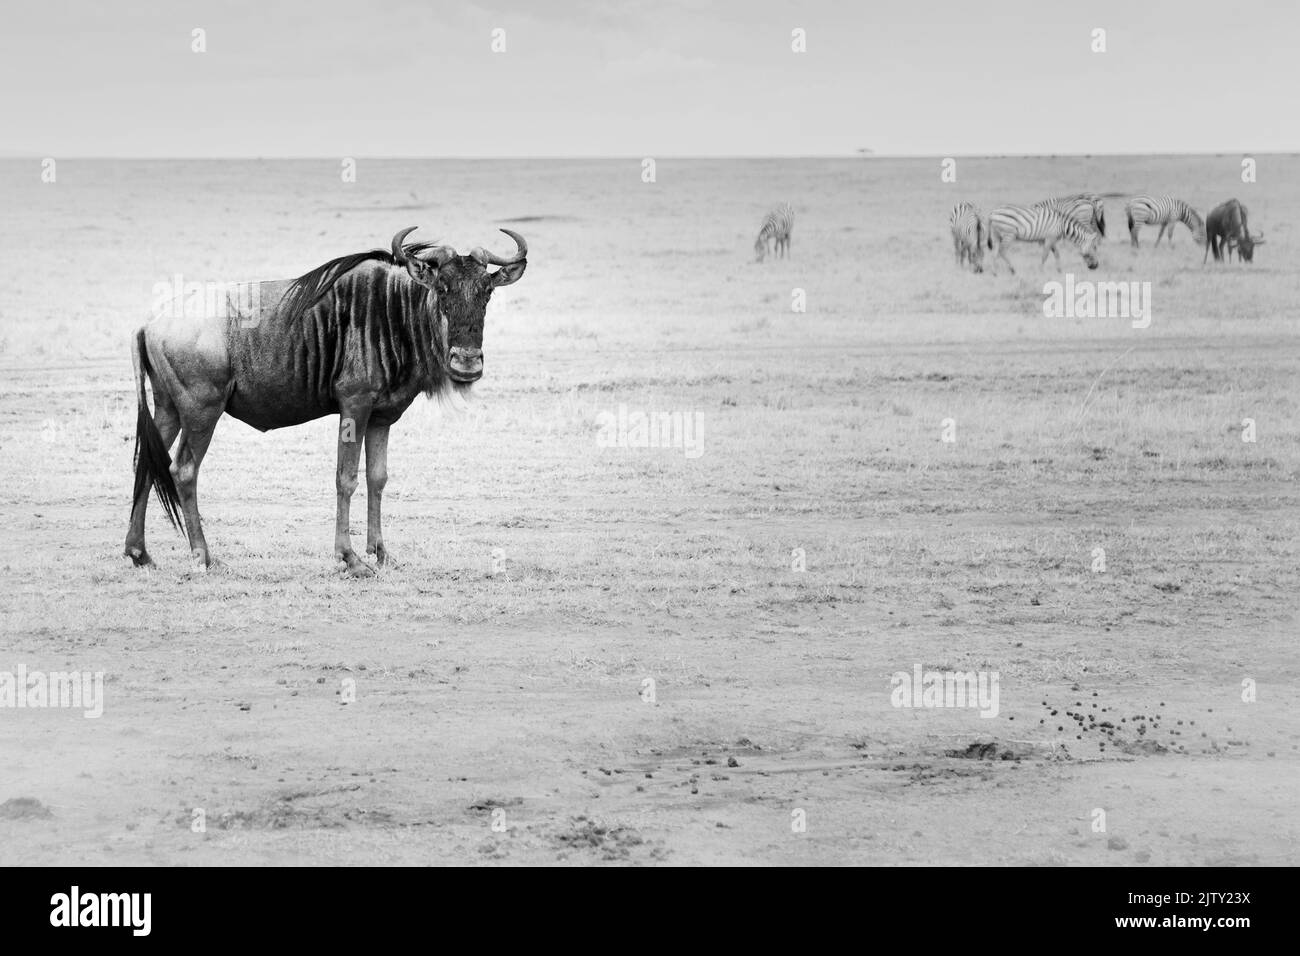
[391,227,528,384]
[1236,231,1263,263]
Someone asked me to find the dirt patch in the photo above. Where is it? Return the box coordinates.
[0,797,54,820]
[550,815,663,862]
[945,741,1032,761]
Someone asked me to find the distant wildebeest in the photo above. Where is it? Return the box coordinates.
[1125,195,1205,248]
[754,203,795,261]
[987,205,1100,275]
[1033,193,1106,237]
[949,201,985,273]
[125,227,528,576]
[1204,199,1264,263]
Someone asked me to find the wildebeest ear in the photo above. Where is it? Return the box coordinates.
[490,260,527,287]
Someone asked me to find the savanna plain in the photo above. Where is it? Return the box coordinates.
[0,156,1296,864]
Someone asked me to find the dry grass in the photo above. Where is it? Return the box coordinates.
[0,156,1297,864]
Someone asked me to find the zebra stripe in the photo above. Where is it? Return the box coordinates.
[987,204,1100,274]
[949,202,985,273]
[755,203,794,261]
[1125,195,1204,248]
[1034,193,1106,237]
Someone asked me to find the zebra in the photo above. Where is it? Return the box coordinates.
[1033,193,1106,237]
[754,203,794,262]
[1125,195,1205,248]
[949,202,985,273]
[986,204,1100,275]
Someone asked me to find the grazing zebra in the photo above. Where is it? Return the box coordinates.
[949,202,985,273]
[1125,195,1205,248]
[986,205,1100,275]
[754,203,794,262]
[1034,193,1106,237]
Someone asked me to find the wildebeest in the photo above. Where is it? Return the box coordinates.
[124,227,528,576]
[949,201,985,273]
[1204,199,1264,263]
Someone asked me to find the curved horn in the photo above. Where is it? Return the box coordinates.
[480,228,528,267]
[391,226,419,263]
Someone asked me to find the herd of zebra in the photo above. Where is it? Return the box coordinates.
[752,195,1264,274]
[948,194,1265,275]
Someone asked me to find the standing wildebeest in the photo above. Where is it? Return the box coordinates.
[949,201,985,273]
[125,227,528,576]
[1204,199,1264,263]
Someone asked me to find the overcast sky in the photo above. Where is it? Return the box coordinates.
[1,0,1293,157]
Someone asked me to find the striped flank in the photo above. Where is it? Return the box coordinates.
[754,203,795,262]
[1125,195,1205,248]
[987,204,1100,274]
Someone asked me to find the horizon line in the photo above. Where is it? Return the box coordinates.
[0,150,1286,161]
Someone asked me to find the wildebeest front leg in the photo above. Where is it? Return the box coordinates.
[364,423,390,567]
[335,407,373,577]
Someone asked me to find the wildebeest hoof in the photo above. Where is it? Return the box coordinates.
[125,546,153,567]
[343,554,375,578]
[366,544,389,567]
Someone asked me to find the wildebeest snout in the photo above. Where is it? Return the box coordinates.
[449,346,484,381]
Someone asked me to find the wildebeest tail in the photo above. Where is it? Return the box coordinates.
[131,329,182,531]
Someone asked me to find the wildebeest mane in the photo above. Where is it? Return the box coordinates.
[276,241,443,327]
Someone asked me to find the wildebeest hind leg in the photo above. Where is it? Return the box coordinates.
[364,423,390,567]
[172,409,222,569]
[125,392,181,566]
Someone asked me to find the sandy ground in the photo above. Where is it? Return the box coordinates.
[0,157,1297,864]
